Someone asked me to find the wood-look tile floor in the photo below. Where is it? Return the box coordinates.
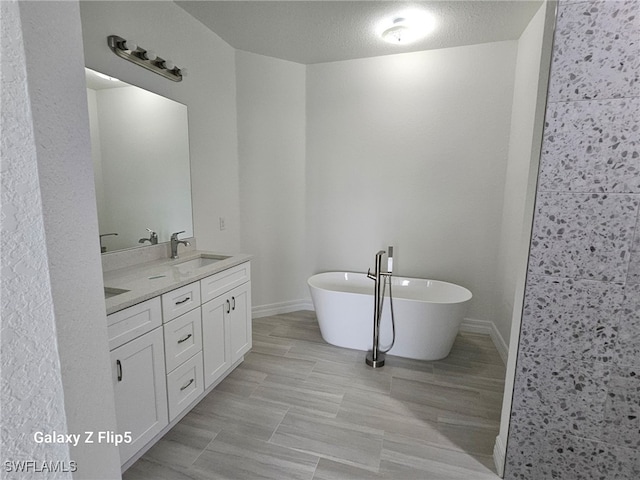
[123,311,505,480]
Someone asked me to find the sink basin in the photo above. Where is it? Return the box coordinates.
[104,287,130,299]
[173,254,230,271]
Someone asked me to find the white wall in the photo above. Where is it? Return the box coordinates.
[494,1,556,475]
[80,1,240,253]
[9,1,122,477]
[236,51,308,312]
[1,1,73,476]
[306,42,517,324]
[494,3,551,345]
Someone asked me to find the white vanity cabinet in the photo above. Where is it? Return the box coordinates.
[201,263,252,389]
[108,298,168,465]
[106,259,251,469]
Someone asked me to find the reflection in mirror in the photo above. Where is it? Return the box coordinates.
[85,68,193,253]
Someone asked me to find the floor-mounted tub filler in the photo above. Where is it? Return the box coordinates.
[308,265,472,361]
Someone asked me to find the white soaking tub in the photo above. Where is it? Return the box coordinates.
[308,272,472,361]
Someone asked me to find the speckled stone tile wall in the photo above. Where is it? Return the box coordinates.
[506,1,640,479]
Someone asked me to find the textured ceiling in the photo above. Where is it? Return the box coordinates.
[175,1,543,65]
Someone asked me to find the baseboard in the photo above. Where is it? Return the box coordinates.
[252,299,314,318]
[460,317,509,365]
[493,434,506,477]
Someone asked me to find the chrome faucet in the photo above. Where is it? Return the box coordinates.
[366,246,394,368]
[99,233,118,253]
[170,231,190,259]
[139,228,158,245]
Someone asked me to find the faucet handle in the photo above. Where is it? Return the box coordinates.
[171,230,186,239]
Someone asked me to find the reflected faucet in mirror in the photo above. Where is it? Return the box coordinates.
[139,228,158,245]
[100,233,118,253]
[170,231,190,259]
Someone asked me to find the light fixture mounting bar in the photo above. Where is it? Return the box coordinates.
[107,35,183,82]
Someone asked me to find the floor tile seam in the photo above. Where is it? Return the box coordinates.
[380,394,500,426]
[309,456,322,480]
[434,357,506,367]
[379,449,496,476]
[380,457,500,480]
[435,416,501,431]
[389,374,499,395]
[266,405,292,445]
[266,334,329,346]
[428,371,507,383]
[442,359,505,368]
[380,433,496,464]
[248,391,343,418]
[256,377,347,399]
[188,430,221,470]
[136,455,199,479]
[206,391,296,423]
[283,351,363,367]
[270,444,383,476]
[279,408,388,437]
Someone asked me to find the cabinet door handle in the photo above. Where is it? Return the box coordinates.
[116,360,122,382]
[175,296,190,305]
[231,296,236,311]
[180,378,194,391]
[177,333,192,344]
[226,299,230,314]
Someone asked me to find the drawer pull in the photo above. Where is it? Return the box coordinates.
[116,360,123,381]
[175,296,190,305]
[180,378,194,391]
[226,299,231,314]
[232,296,236,311]
[177,333,192,344]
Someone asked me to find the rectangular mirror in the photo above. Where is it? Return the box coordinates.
[85,68,193,253]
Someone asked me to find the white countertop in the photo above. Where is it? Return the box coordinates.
[103,250,252,315]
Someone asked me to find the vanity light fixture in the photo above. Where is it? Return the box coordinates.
[107,35,184,82]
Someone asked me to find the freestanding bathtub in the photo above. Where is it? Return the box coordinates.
[308,272,472,361]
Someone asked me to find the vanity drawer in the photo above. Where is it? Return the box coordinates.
[164,307,202,373]
[201,262,251,304]
[162,282,201,322]
[166,351,204,422]
[107,297,162,350]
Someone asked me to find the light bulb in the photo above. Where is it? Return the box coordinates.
[163,60,175,70]
[145,50,157,61]
[122,39,137,52]
[178,67,188,77]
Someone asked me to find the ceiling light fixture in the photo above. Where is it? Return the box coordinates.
[378,11,436,45]
[382,18,411,44]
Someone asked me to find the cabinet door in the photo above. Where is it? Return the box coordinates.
[111,327,168,465]
[229,282,252,364]
[201,295,231,389]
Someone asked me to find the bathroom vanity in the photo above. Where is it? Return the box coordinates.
[103,251,251,468]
